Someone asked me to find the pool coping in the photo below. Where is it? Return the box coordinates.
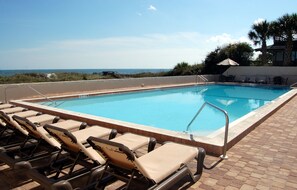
[10,83,297,156]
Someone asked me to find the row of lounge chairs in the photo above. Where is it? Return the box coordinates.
[0,102,206,190]
[221,75,288,85]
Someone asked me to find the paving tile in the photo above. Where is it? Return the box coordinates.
[203,178,217,186]
[239,184,254,190]
[225,186,240,190]
[255,184,270,190]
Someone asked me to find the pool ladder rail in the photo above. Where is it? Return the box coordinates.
[4,84,60,107]
[196,75,208,84]
[27,85,66,107]
[290,82,297,88]
[186,101,229,160]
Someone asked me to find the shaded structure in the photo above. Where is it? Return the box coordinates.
[256,36,297,66]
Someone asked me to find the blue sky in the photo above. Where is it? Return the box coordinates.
[0,0,296,69]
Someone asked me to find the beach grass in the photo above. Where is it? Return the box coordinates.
[0,71,169,84]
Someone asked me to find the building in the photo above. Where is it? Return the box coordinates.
[265,36,297,66]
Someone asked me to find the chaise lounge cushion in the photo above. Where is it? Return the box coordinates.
[1,107,27,114]
[0,104,14,110]
[3,110,41,135]
[72,125,111,143]
[50,120,86,130]
[111,133,151,151]
[136,142,198,183]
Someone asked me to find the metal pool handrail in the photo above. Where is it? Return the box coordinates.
[26,85,58,106]
[290,82,297,88]
[3,84,58,106]
[186,102,229,160]
[196,75,208,84]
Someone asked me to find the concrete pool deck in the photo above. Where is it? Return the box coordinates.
[1,90,297,189]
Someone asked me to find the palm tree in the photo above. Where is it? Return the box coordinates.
[270,13,297,66]
[248,20,271,65]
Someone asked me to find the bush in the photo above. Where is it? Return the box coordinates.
[167,62,204,76]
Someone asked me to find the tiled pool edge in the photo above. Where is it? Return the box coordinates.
[10,84,297,156]
[209,89,297,151]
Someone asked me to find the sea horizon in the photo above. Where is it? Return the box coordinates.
[0,68,170,76]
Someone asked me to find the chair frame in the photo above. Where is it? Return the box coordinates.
[0,115,61,168]
[14,124,118,190]
[87,137,206,190]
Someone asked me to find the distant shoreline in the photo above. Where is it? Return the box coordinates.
[0,69,170,76]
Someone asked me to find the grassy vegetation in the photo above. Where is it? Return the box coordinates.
[0,71,170,84]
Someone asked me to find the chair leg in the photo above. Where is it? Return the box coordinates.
[108,129,117,140]
[53,150,74,179]
[28,138,42,157]
[19,135,30,151]
[50,149,63,176]
[68,152,83,176]
[95,164,109,189]
[3,130,14,144]
[52,148,63,164]
[148,167,189,190]
[148,138,156,152]
[0,128,4,137]
[54,163,64,179]
[0,125,8,138]
[193,147,206,181]
[125,170,136,190]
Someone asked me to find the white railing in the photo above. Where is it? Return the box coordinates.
[196,75,208,84]
[186,102,229,159]
[290,82,297,88]
[3,84,59,106]
[26,85,59,107]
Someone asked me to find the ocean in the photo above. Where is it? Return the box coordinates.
[0,69,170,76]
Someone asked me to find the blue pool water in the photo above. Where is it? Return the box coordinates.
[41,85,289,136]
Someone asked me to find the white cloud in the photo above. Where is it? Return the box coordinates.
[207,33,233,45]
[207,33,252,46]
[0,32,255,69]
[148,5,157,11]
[46,32,206,51]
[253,18,265,25]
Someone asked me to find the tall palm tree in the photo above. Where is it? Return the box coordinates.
[248,20,271,65]
[270,13,297,66]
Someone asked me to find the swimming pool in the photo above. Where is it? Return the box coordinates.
[41,84,289,136]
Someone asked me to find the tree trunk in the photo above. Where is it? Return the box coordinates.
[261,40,268,65]
[284,36,293,66]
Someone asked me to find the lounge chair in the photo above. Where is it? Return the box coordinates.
[0,110,42,147]
[0,103,15,128]
[235,75,247,83]
[86,137,205,190]
[0,107,28,114]
[0,106,26,130]
[44,124,115,163]
[0,114,63,167]
[14,125,117,189]
[16,125,156,189]
[256,76,268,84]
[0,103,15,110]
[0,110,42,135]
[247,76,256,83]
[43,125,155,165]
[12,116,87,148]
[43,126,155,167]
